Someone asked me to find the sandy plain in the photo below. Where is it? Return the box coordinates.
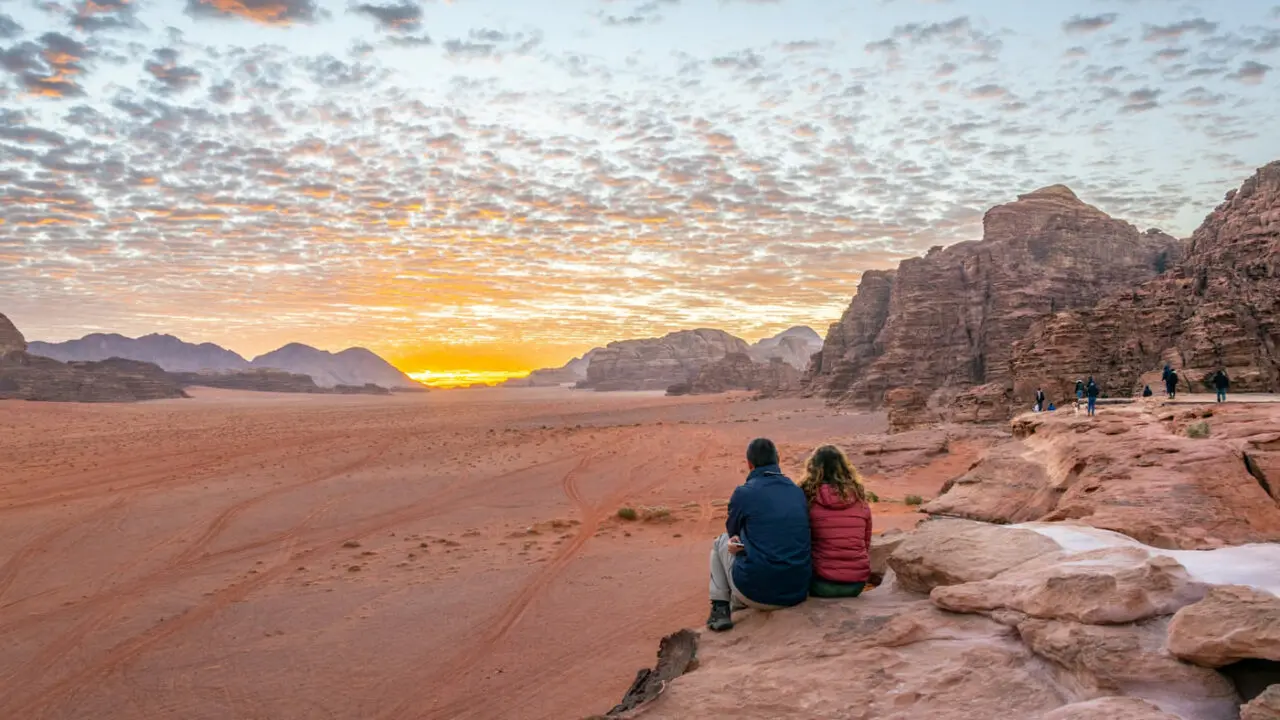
[0,387,959,720]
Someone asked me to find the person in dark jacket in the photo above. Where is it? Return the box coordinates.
[1086,376,1099,416]
[1165,368,1179,399]
[1142,385,1153,398]
[1213,369,1230,402]
[801,445,872,598]
[1035,388,1046,412]
[707,438,811,632]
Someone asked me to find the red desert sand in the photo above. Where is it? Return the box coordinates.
[0,387,966,719]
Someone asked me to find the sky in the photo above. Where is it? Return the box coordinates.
[2,0,1278,384]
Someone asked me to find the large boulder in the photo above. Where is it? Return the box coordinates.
[887,519,1060,594]
[1018,619,1239,720]
[803,186,1178,407]
[581,329,751,391]
[931,546,1208,624]
[1167,585,1280,668]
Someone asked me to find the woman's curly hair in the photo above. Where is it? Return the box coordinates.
[800,444,867,504]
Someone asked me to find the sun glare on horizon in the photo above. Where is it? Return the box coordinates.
[408,369,531,389]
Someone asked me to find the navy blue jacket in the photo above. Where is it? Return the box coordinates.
[727,465,811,607]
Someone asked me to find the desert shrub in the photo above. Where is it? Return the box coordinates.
[904,494,924,506]
[1186,421,1210,439]
[617,506,638,521]
[640,506,672,522]
[867,490,880,503]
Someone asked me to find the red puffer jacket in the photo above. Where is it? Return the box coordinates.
[809,484,872,583]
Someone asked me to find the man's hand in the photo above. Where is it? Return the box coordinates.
[728,536,744,555]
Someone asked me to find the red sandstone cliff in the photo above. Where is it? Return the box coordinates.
[805,186,1179,412]
[1013,161,1280,403]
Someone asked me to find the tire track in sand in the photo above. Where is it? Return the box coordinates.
[0,450,588,720]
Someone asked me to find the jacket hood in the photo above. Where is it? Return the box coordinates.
[814,483,861,510]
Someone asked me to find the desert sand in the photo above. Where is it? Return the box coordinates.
[0,387,962,720]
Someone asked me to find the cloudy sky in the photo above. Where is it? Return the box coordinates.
[2,0,1278,383]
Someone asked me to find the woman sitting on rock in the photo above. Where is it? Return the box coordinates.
[801,445,873,598]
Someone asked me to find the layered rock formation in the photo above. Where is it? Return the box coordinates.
[28,333,250,373]
[502,350,599,387]
[747,326,823,371]
[1,314,187,402]
[1013,161,1280,403]
[804,185,1179,417]
[677,354,801,396]
[923,404,1280,550]
[579,329,750,391]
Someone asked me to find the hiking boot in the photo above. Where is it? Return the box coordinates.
[706,600,733,632]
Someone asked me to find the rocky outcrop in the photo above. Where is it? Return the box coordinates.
[1,313,26,357]
[249,343,420,389]
[1166,585,1280,668]
[502,350,599,387]
[1013,161,1280,404]
[604,519,1279,720]
[682,354,801,396]
[747,326,823,371]
[924,404,1280,550]
[580,329,750,391]
[28,333,250,372]
[168,369,391,395]
[1,316,188,403]
[805,187,1178,412]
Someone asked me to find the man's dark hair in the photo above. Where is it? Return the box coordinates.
[746,438,779,468]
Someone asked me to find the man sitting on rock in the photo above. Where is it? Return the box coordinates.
[707,438,811,632]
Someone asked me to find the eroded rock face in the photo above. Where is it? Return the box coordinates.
[1014,161,1280,402]
[804,269,895,398]
[0,313,27,357]
[686,354,800,396]
[805,187,1177,409]
[502,350,597,387]
[1167,585,1280,668]
[931,546,1207,624]
[924,404,1280,550]
[581,329,751,391]
[887,518,1060,593]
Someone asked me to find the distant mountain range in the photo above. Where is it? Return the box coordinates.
[28,333,421,389]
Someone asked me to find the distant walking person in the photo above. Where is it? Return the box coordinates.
[1165,367,1179,400]
[706,438,811,632]
[1213,369,1230,402]
[1086,377,1099,416]
[1075,379,1085,401]
[1035,388,1046,412]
